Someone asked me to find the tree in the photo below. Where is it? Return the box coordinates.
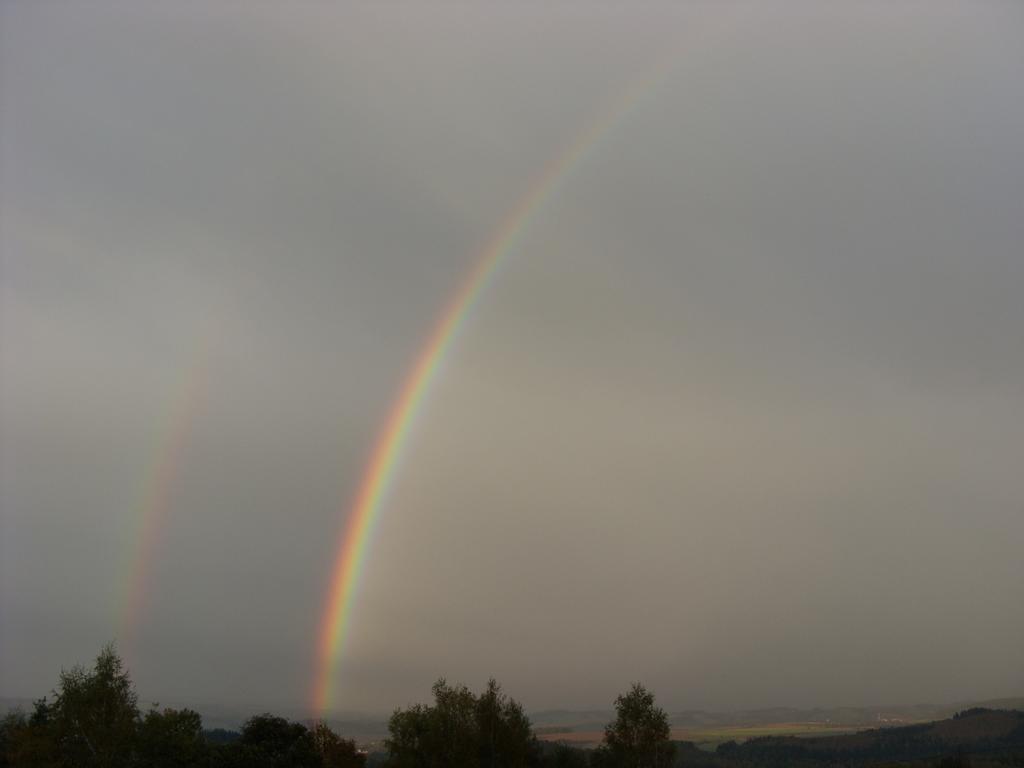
[2,644,376,768]
[136,707,207,768]
[311,721,365,768]
[386,703,433,768]
[386,679,536,768]
[429,679,478,767]
[598,683,674,768]
[50,644,139,767]
[476,679,535,768]
[1,702,61,768]
[236,714,319,767]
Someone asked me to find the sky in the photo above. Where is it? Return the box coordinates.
[1,1,1023,717]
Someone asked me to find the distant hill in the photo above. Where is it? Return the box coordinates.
[691,708,1024,766]
[670,698,1024,729]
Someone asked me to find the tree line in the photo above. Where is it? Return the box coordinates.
[0,645,364,768]
[0,645,675,767]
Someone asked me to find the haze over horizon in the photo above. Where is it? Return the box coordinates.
[2,2,1023,717]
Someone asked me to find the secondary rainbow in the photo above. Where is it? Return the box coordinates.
[310,37,716,716]
[119,339,212,664]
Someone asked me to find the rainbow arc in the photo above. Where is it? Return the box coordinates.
[311,10,746,714]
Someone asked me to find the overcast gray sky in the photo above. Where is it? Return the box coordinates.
[2,1,1023,716]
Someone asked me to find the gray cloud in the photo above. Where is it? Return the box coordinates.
[2,1,1022,714]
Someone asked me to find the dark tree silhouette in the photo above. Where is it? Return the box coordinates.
[136,707,206,768]
[312,721,365,768]
[386,678,536,768]
[50,644,138,767]
[597,683,674,768]
[0,645,369,768]
[237,713,320,766]
[476,679,534,768]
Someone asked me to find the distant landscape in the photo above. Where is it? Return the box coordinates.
[3,647,1022,766]
[8,694,1022,751]
[3,2,1023,767]
[531,699,1024,750]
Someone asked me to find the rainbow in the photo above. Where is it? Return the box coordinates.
[119,340,212,663]
[310,21,739,714]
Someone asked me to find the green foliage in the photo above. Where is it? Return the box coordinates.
[231,713,320,767]
[386,678,537,768]
[477,679,535,768]
[203,728,241,745]
[50,644,138,767]
[597,683,674,768]
[2,705,61,768]
[538,743,590,768]
[428,679,478,767]
[312,721,366,768]
[386,704,434,768]
[1,650,145,768]
[136,707,205,768]
[0,644,368,768]
[206,713,365,768]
